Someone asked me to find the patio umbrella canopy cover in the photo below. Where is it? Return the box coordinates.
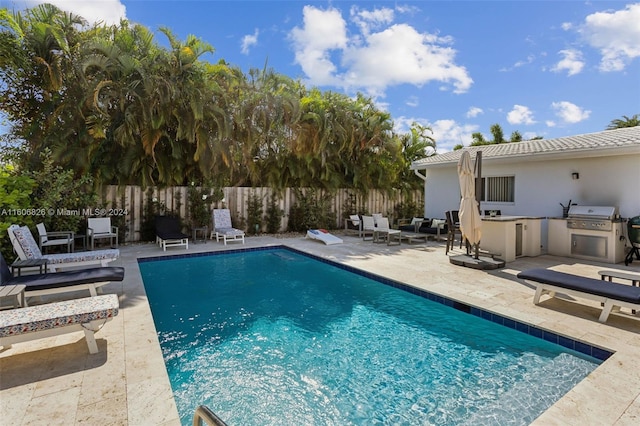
[457,151,482,255]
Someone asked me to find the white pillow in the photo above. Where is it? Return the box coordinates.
[431,219,446,228]
[411,217,424,225]
[349,214,360,225]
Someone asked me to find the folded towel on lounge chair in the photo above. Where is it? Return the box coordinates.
[307,229,343,245]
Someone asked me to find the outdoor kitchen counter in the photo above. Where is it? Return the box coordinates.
[480,216,543,262]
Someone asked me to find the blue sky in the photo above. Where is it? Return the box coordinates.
[5,1,640,152]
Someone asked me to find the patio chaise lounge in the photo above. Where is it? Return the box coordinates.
[211,209,245,245]
[155,216,189,251]
[8,225,119,272]
[517,268,640,323]
[0,293,119,354]
[306,229,343,245]
[1,252,124,302]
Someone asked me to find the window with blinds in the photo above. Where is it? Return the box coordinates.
[480,176,515,202]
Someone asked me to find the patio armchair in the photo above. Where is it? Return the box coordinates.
[344,215,362,237]
[87,217,118,250]
[372,217,401,245]
[35,223,74,253]
[361,215,376,241]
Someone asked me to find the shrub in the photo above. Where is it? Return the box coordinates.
[0,165,35,261]
[246,192,263,235]
[265,192,284,234]
[287,188,336,232]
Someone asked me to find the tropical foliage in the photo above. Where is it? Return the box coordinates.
[0,4,434,195]
[606,114,640,130]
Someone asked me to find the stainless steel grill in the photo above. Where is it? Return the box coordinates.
[566,205,618,231]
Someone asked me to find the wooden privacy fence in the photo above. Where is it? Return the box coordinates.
[98,185,423,243]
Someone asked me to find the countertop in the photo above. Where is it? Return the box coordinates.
[480,215,545,222]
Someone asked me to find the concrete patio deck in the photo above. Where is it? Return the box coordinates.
[1,234,639,425]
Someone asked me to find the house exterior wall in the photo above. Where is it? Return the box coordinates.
[421,153,640,251]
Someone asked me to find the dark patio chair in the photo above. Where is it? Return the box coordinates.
[445,210,463,254]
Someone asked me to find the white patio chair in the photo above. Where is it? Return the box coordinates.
[35,223,74,253]
[373,217,401,245]
[361,216,376,241]
[87,217,119,250]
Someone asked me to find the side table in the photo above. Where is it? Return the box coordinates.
[192,226,208,244]
[0,284,26,309]
[11,259,49,277]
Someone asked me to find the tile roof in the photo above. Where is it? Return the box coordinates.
[411,126,640,169]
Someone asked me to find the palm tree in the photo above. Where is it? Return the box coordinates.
[607,114,640,130]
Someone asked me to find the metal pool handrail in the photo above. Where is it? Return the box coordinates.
[193,405,228,426]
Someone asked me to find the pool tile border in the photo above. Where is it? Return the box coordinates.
[137,245,613,362]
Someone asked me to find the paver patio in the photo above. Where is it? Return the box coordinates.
[1,234,639,425]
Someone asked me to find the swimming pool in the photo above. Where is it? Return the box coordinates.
[139,247,606,425]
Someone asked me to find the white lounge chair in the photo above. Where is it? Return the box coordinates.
[8,225,119,272]
[518,268,640,323]
[36,223,74,253]
[0,294,119,354]
[87,217,118,250]
[210,209,245,245]
[307,229,343,245]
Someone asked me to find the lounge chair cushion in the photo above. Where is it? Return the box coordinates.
[12,226,41,258]
[517,268,640,304]
[0,294,119,339]
[155,216,188,240]
[4,267,125,293]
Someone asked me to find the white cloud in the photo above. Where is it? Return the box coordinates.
[430,119,479,152]
[395,116,479,152]
[405,96,419,107]
[289,5,472,97]
[507,105,536,125]
[350,6,394,36]
[580,3,640,72]
[241,29,259,55]
[16,0,126,25]
[551,49,585,76]
[466,107,483,118]
[551,101,591,123]
[500,54,536,72]
[289,6,348,86]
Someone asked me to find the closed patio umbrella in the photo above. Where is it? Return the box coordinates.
[457,150,482,258]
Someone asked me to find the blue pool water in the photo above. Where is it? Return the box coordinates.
[139,248,603,425]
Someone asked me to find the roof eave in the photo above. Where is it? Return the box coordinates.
[410,145,640,170]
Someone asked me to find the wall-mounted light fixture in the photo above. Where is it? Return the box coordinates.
[571,172,580,180]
